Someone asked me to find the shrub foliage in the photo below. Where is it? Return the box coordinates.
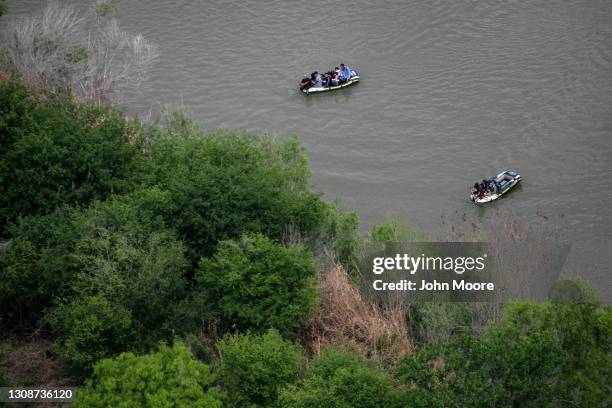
[197,233,317,335]
[217,330,305,407]
[0,81,144,235]
[396,299,612,407]
[77,342,224,407]
[278,348,401,408]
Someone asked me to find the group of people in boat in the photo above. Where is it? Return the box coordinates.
[300,64,353,91]
[472,179,497,199]
[471,172,519,201]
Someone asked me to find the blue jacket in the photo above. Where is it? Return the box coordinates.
[339,66,352,79]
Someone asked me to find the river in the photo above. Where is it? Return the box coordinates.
[7,0,612,300]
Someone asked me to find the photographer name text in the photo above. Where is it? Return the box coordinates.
[372,279,495,291]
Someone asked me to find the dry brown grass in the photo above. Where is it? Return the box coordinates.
[302,263,412,366]
[1,337,71,388]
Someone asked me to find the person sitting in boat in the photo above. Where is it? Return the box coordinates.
[476,179,494,197]
[322,72,333,87]
[312,71,323,88]
[321,69,338,87]
[472,182,481,196]
[338,63,352,83]
[479,179,488,193]
[300,75,311,91]
[331,68,340,86]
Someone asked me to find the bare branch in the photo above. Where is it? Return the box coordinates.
[1,0,158,105]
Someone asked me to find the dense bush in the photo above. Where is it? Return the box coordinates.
[197,233,317,335]
[0,207,81,322]
[46,295,135,376]
[44,198,191,372]
[2,194,192,373]
[77,342,224,407]
[1,193,187,323]
[396,298,612,407]
[140,125,334,260]
[0,81,144,235]
[519,299,611,406]
[217,330,304,407]
[406,302,494,345]
[324,208,360,269]
[0,95,362,380]
[68,198,189,345]
[278,348,401,408]
[0,94,360,329]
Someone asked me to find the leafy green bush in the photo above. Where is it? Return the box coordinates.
[0,81,144,236]
[138,121,362,267]
[1,193,187,329]
[217,330,304,407]
[396,297,612,407]
[323,207,360,269]
[0,97,359,331]
[0,207,82,323]
[68,198,189,346]
[197,233,317,335]
[77,342,224,407]
[278,348,401,408]
[506,299,611,406]
[140,127,333,260]
[47,295,135,375]
[42,197,191,371]
[2,193,192,370]
[406,302,494,345]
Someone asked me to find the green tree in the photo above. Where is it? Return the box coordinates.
[396,295,612,407]
[323,207,360,269]
[217,330,304,407]
[501,298,611,406]
[1,191,185,327]
[68,197,189,346]
[0,81,144,235]
[279,348,401,408]
[46,295,135,376]
[41,196,191,371]
[197,233,317,335]
[406,301,493,345]
[0,207,82,324]
[77,342,224,407]
[140,126,332,260]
